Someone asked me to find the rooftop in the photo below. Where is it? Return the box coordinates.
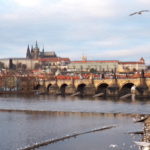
[71,60,119,63]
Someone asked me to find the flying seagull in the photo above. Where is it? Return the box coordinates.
[129,10,150,16]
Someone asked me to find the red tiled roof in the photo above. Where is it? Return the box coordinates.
[119,62,144,64]
[71,60,119,63]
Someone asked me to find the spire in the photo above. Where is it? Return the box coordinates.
[35,40,38,49]
[26,45,31,58]
[27,44,30,51]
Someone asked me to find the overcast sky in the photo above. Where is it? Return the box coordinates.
[0,0,150,63]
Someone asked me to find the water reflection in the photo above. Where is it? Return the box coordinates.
[0,95,149,150]
[0,110,143,150]
[0,95,150,114]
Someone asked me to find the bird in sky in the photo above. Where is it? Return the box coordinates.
[129,10,150,16]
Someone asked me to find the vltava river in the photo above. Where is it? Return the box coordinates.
[0,95,149,150]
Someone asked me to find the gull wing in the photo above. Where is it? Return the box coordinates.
[140,10,150,12]
[129,12,137,16]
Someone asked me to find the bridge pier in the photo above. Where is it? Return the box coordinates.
[65,78,76,95]
[107,78,119,97]
[76,84,96,96]
[65,85,76,95]
[136,85,149,97]
[38,86,46,94]
[84,84,96,96]
[107,85,119,97]
[47,84,60,95]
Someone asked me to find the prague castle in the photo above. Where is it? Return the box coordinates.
[0,41,70,71]
[26,41,57,59]
[0,41,146,73]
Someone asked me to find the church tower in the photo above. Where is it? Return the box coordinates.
[33,41,40,59]
[140,57,145,64]
[30,45,34,59]
[35,41,38,49]
[40,45,45,58]
[26,45,31,59]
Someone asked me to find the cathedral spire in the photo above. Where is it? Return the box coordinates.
[26,45,31,59]
[27,44,30,51]
[35,40,38,49]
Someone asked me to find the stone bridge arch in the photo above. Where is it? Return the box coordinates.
[34,83,46,94]
[57,80,73,88]
[118,79,141,96]
[117,79,140,89]
[96,83,109,95]
[34,84,42,90]
[76,81,96,96]
[74,79,92,89]
[119,82,135,96]
[94,79,115,89]
[77,83,86,96]
[47,83,52,93]
[60,83,68,95]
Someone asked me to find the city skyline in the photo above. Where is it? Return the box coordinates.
[0,0,150,63]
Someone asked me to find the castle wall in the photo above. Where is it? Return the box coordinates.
[68,61,118,72]
[0,58,39,70]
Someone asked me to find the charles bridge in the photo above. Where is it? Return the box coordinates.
[39,77,150,97]
[1,74,150,97]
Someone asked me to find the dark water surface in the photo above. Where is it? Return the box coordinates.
[0,95,149,150]
[0,95,150,114]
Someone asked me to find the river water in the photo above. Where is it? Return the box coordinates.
[0,95,150,150]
